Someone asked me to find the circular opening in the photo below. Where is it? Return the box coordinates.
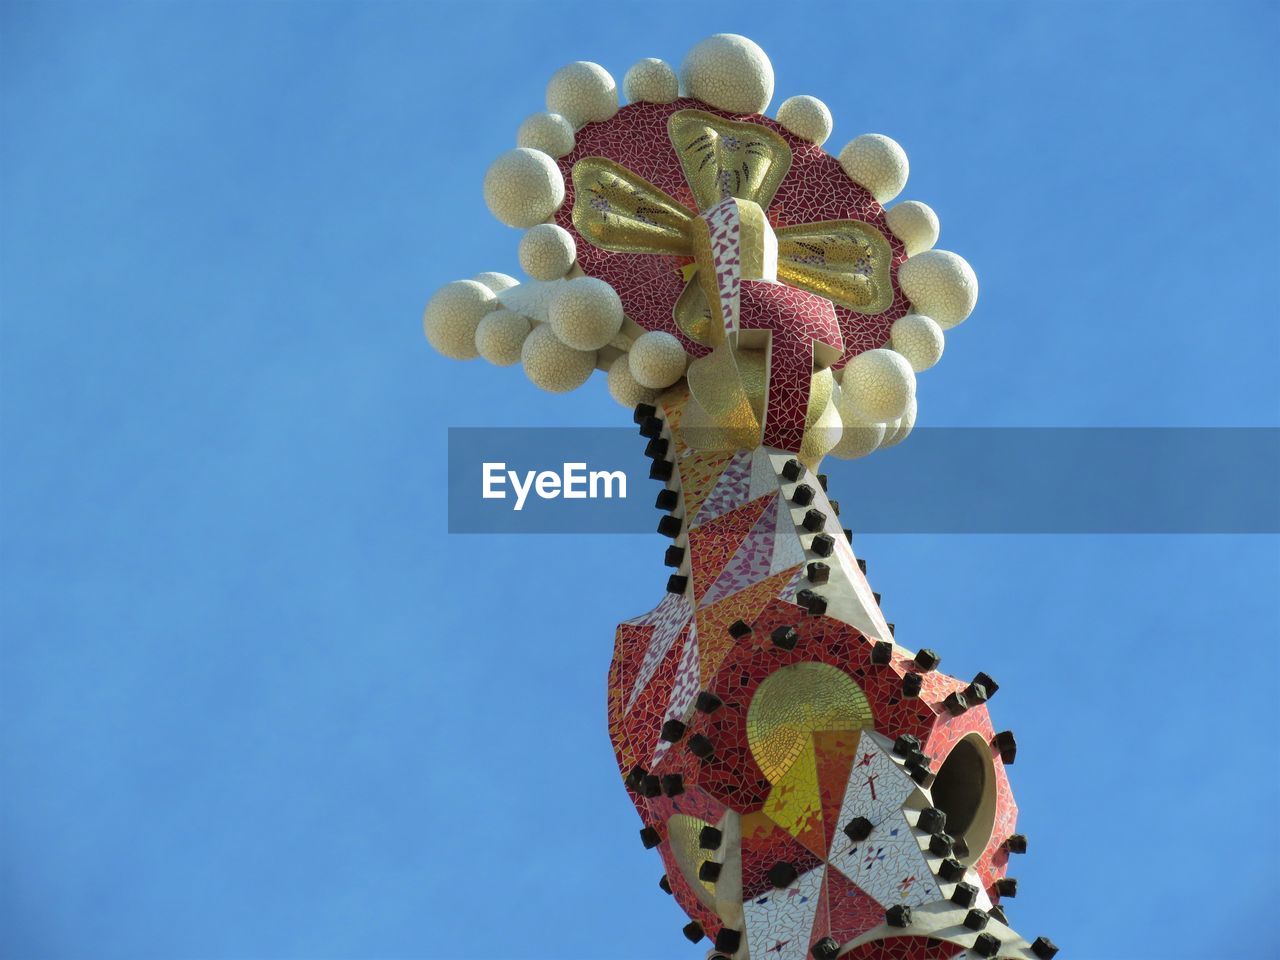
[931,732,997,865]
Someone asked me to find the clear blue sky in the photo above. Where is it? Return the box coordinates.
[2,2,1278,958]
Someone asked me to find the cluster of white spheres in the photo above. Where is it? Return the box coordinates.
[548,276,624,351]
[474,308,530,366]
[422,279,495,360]
[623,58,679,104]
[680,34,774,115]
[521,323,596,393]
[838,348,916,423]
[545,61,618,128]
[483,148,564,229]
[628,330,687,389]
[838,134,909,204]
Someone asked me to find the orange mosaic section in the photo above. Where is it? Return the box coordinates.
[694,565,802,687]
[688,495,772,601]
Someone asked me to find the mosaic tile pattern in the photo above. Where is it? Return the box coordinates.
[606,389,1037,957]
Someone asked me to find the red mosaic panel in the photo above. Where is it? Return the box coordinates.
[688,494,774,601]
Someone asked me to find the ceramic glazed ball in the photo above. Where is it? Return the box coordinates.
[898,250,979,328]
[483,148,565,229]
[521,323,596,392]
[545,61,618,128]
[474,308,531,367]
[839,348,916,422]
[519,223,577,281]
[681,34,774,115]
[607,354,659,408]
[890,314,946,372]
[628,330,687,389]
[423,279,495,360]
[885,200,940,256]
[776,95,832,145]
[516,111,576,159]
[838,133,909,203]
[879,394,918,448]
[548,276,624,351]
[623,58,679,104]
[470,271,520,294]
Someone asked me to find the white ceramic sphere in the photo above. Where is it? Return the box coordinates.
[521,323,596,393]
[548,276,624,351]
[474,308,531,366]
[422,279,495,360]
[681,34,774,115]
[607,354,660,408]
[829,400,887,460]
[628,330,687,389]
[545,61,618,128]
[624,58,679,103]
[519,223,577,281]
[878,394,917,449]
[838,348,916,422]
[776,95,832,145]
[470,271,520,293]
[483,148,565,229]
[897,250,979,328]
[885,200,939,256]
[889,314,946,372]
[516,112,576,159]
[838,134,909,204]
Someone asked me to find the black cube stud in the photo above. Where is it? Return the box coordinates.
[804,594,828,616]
[871,640,893,664]
[872,592,881,605]
[682,920,704,943]
[993,730,1017,764]
[660,719,686,742]
[633,403,657,424]
[791,483,815,506]
[644,436,669,460]
[917,807,946,834]
[817,473,828,490]
[698,860,722,883]
[856,557,867,573]
[1031,937,1060,959]
[699,825,723,850]
[942,691,969,716]
[781,458,803,481]
[802,509,826,532]
[649,459,673,482]
[938,857,965,882]
[972,932,1001,957]
[843,528,853,543]
[887,622,895,637]
[663,545,684,567]
[688,733,714,759]
[973,670,999,697]
[901,673,923,698]
[641,774,661,798]
[657,515,682,538]
[625,765,646,791]
[893,733,921,757]
[965,681,989,705]
[828,499,840,516]
[913,648,940,671]
[989,905,1008,924]
[767,861,798,888]
[639,415,663,438]
[811,533,835,556]
[964,908,989,931]
[659,874,672,894]
[885,904,912,927]
[1005,834,1028,854]
[713,928,741,954]
[951,881,978,908]
[810,937,839,960]
[994,877,1018,897]
[952,836,970,860]
[655,488,678,511]
[771,625,799,650]
[806,562,830,584]
[929,833,954,857]
[728,619,752,639]
[843,817,873,842]
[640,826,661,849]
[661,773,684,797]
[695,691,723,714]
[667,574,688,594]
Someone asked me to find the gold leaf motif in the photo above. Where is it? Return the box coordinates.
[570,157,695,256]
[668,109,793,212]
[776,219,896,314]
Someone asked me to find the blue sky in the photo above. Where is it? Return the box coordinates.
[2,2,1278,958]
